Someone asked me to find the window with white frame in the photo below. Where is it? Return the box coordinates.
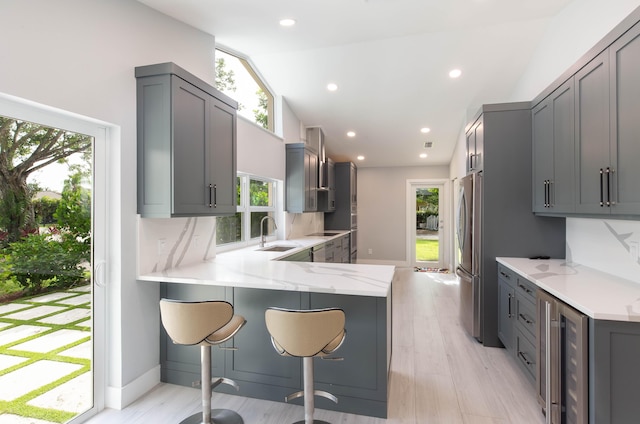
[216,174,277,247]
[215,48,275,132]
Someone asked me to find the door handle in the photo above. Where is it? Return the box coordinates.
[94,260,106,288]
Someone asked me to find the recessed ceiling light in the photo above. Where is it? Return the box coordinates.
[279,18,296,27]
[357,155,365,161]
[327,83,338,91]
[449,69,462,79]
[420,153,428,159]
[420,127,431,134]
[347,131,356,137]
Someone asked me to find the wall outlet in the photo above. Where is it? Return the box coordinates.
[193,235,200,248]
[368,248,373,255]
[157,238,166,255]
[630,241,639,260]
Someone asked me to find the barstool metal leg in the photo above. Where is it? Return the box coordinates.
[202,345,212,423]
[288,357,335,424]
[179,345,244,424]
[303,357,314,424]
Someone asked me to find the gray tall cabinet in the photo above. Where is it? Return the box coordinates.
[136,63,238,217]
[467,103,566,348]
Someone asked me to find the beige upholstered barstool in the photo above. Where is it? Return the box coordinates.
[160,299,246,424]
[265,307,346,424]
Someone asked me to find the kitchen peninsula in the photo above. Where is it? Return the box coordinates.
[138,232,395,418]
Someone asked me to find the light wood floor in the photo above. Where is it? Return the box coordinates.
[86,268,545,424]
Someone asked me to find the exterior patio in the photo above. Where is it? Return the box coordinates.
[0,285,92,423]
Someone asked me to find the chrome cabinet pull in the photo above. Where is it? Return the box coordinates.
[508,293,513,318]
[213,184,217,207]
[208,183,213,207]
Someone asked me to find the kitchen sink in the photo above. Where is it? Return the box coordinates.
[258,245,296,252]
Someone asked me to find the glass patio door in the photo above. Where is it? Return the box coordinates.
[412,184,444,269]
[0,94,107,423]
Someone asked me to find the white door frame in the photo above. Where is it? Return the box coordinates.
[0,92,118,422]
[406,179,451,269]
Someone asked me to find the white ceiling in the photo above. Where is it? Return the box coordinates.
[137,0,575,168]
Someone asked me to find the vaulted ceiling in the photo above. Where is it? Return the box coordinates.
[137,0,575,167]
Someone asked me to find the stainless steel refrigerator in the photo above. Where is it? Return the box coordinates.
[455,103,567,347]
[456,172,482,341]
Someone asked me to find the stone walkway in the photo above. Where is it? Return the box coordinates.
[0,286,92,423]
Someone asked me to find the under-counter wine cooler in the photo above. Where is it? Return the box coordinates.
[537,290,588,424]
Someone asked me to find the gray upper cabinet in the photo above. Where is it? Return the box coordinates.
[466,117,484,173]
[575,51,610,214]
[609,22,640,215]
[136,63,237,218]
[532,80,575,214]
[532,16,640,217]
[285,143,318,213]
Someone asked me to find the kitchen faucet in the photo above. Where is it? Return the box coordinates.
[259,216,277,248]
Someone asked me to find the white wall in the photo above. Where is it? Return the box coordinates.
[509,0,640,282]
[358,165,449,266]
[0,0,291,408]
[511,0,640,101]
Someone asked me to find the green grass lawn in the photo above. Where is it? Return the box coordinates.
[416,239,439,262]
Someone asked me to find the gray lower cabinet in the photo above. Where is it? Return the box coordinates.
[159,283,390,418]
[532,79,575,214]
[500,264,640,423]
[136,62,237,217]
[497,264,537,386]
[286,143,318,213]
[589,319,640,424]
[497,267,515,351]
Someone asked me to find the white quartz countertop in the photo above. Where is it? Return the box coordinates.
[138,232,394,297]
[496,257,640,322]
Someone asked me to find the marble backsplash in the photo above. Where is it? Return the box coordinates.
[137,212,325,275]
[137,216,216,275]
[566,217,640,284]
[285,212,324,239]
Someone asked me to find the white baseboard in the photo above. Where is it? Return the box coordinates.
[105,365,161,410]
